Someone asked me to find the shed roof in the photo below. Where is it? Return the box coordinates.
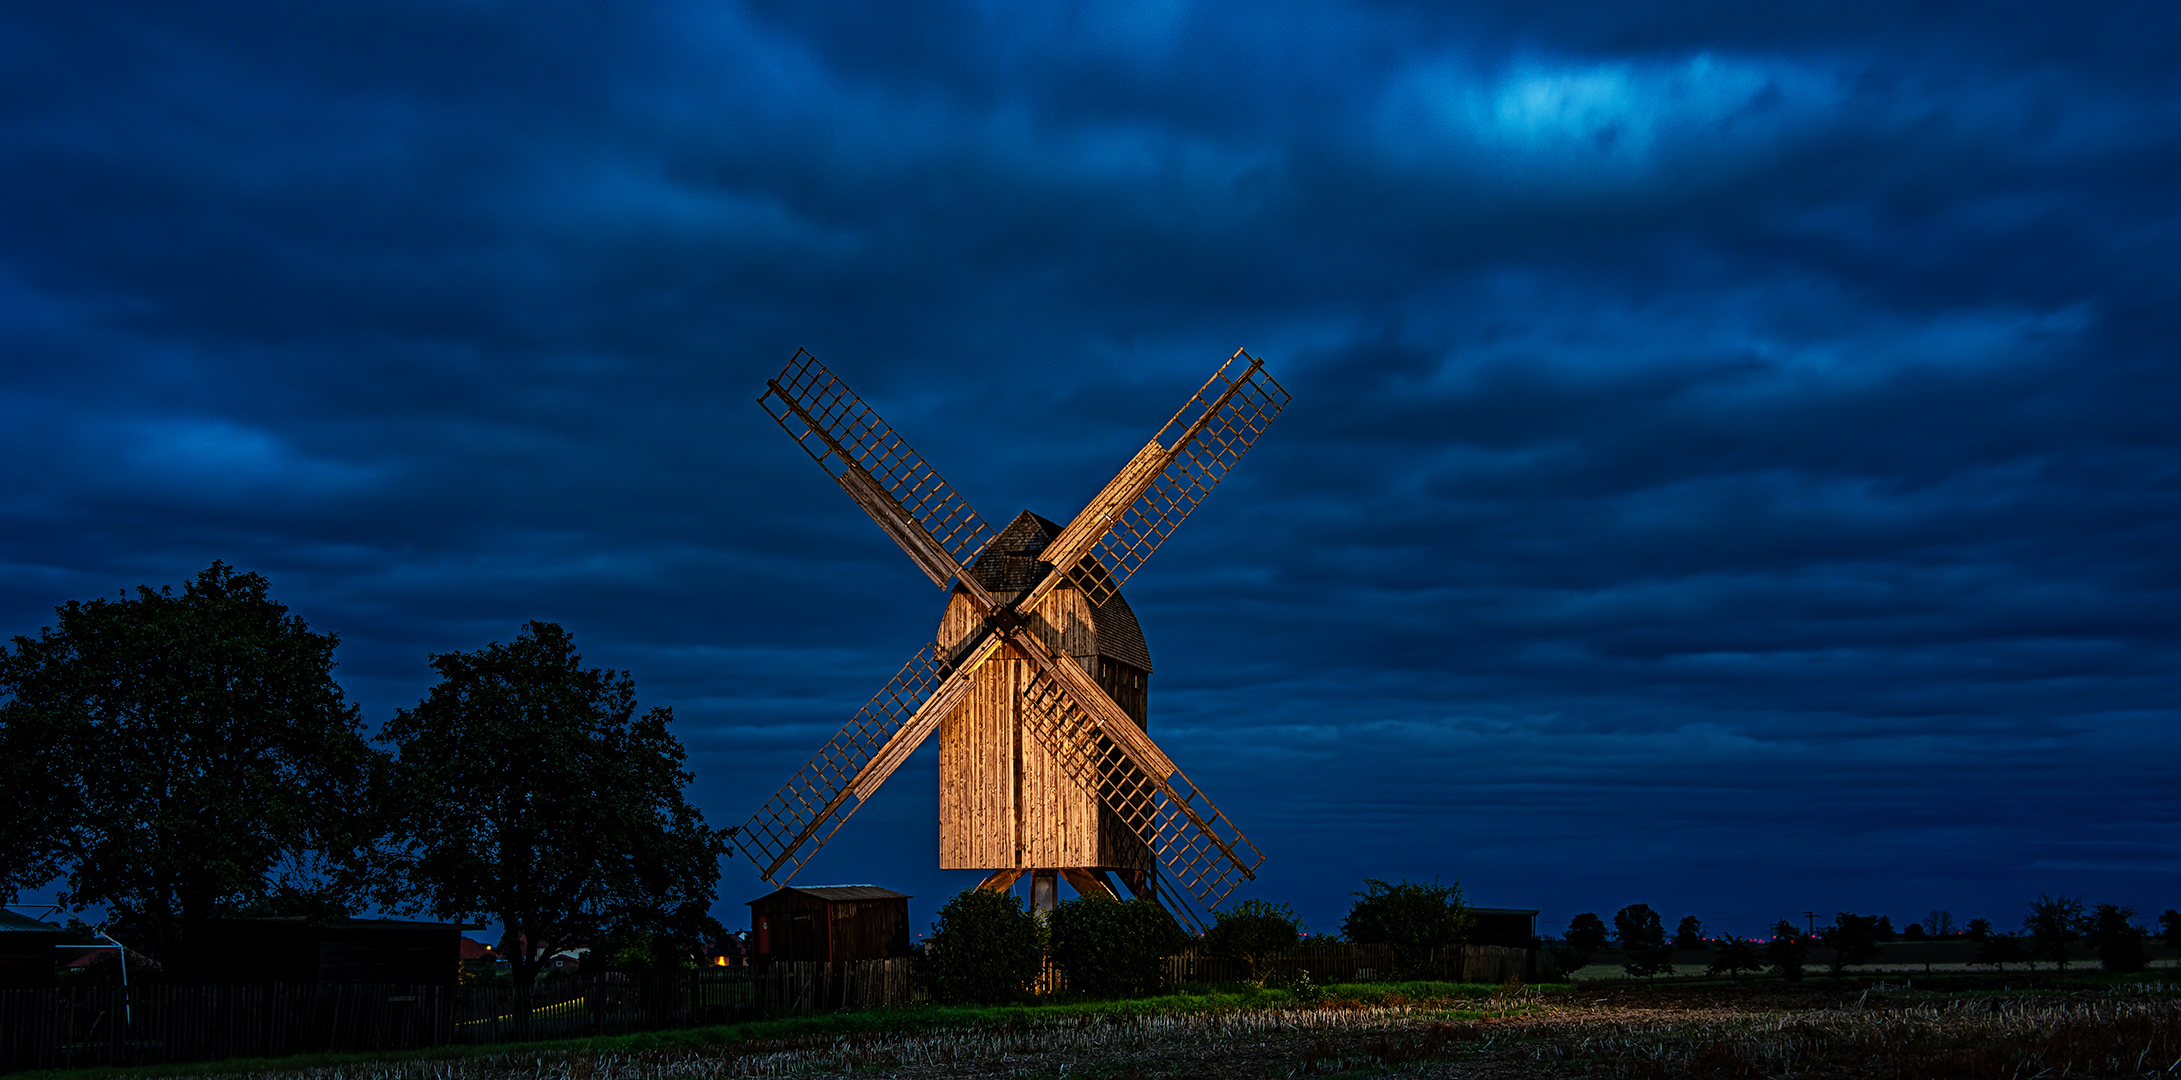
[0,910,60,933]
[748,885,910,904]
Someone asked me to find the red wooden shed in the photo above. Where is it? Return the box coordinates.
[747,885,910,965]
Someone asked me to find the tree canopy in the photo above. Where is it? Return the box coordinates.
[1341,877,1471,976]
[374,621,726,985]
[0,563,376,964]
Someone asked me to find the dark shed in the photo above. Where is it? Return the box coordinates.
[748,885,910,964]
[180,918,465,985]
[0,910,61,988]
[1467,908,1541,949]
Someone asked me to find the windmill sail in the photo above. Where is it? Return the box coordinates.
[760,349,994,588]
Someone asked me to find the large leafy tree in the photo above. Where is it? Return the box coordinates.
[0,563,377,962]
[1341,877,1472,976]
[375,621,726,986]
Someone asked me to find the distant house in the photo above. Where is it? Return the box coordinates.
[748,885,911,965]
[0,910,61,988]
[459,937,495,963]
[178,918,469,985]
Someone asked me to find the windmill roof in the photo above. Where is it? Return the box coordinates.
[962,510,1153,674]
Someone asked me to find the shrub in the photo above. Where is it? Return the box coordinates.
[927,888,1044,1003]
[1049,895,1187,998]
[1341,878,1472,977]
[1200,899,1303,987]
[1623,943,1676,980]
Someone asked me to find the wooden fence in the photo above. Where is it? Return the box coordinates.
[756,959,914,1015]
[1164,944,1535,987]
[0,972,755,1072]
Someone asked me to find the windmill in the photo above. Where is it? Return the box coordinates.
[735,348,1287,929]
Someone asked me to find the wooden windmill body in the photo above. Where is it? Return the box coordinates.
[935,512,1153,903]
[736,349,1287,928]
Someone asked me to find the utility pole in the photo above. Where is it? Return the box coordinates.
[1804,912,1817,936]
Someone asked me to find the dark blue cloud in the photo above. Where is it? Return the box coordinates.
[4,0,2178,939]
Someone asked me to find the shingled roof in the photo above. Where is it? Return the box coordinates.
[962,510,1152,674]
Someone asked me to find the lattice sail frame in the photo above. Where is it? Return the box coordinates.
[1013,650,1263,928]
[760,349,995,587]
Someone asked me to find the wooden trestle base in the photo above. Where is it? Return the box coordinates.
[972,867,1153,913]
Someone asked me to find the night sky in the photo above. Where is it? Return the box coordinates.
[5,2,2178,943]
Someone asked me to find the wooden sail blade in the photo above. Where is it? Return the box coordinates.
[1009,635,1263,924]
[760,349,994,589]
[1025,349,1288,612]
[737,634,998,883]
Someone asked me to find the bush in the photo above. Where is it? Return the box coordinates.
[927,888,1044,1003]
[2088,903,2149,974]
[1200,899,1303,986]
[1049,895,1187,998]
[1341,878,1472,977]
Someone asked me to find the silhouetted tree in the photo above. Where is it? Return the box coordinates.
[1673,915,1705,949]
[375,621,726,986]
[1902,922,1927,940]
[1974,932,2027,971]
[1342,878,1472,977]
[1565,913,1610,954]
[1874,915,1896,942]
[1765,921,1808,981]
[2087,903,2149,973]
[2024,894,2086,970]
[1925,910,1956,938]
[1965,917,1993,940]
[0,563,378,965]
[1613,904,1665,950]
[1706,934,1764,979]
[1821,913,1883,974]
[2160,910,2181,950]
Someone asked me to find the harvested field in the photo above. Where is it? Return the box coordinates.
[25,977,2181,1080]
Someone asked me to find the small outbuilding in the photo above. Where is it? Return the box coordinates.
[748,885,910,965]
[1467,908,1541,949]
[0,910,61,988]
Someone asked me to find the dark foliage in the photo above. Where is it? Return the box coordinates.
[375,621,726,986]
[1613,904,1665,950]
[2161,910,2181,949]
[0,563,377,965]
[1821,913,1884,974]
[1199,899,1302,987]
[1966,917,1993,940]
[1975,932,2028,970]
[1341,877,1472,977]
[927,887,1044,1003]
[1672,915,1704,950]
[2087,903,2149,973]
[2024,894,2086,969]
[1765,921,1808,981]
[1623,942,1676,979]
[1050,895,1186,998]
[1705,934,1764,978]
[1565,912,1610,954]
[1903,922,1927,940]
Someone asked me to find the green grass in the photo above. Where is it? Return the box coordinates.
[7,979,1567,1080]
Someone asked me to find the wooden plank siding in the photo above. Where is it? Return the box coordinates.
[935,578,1154,872]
